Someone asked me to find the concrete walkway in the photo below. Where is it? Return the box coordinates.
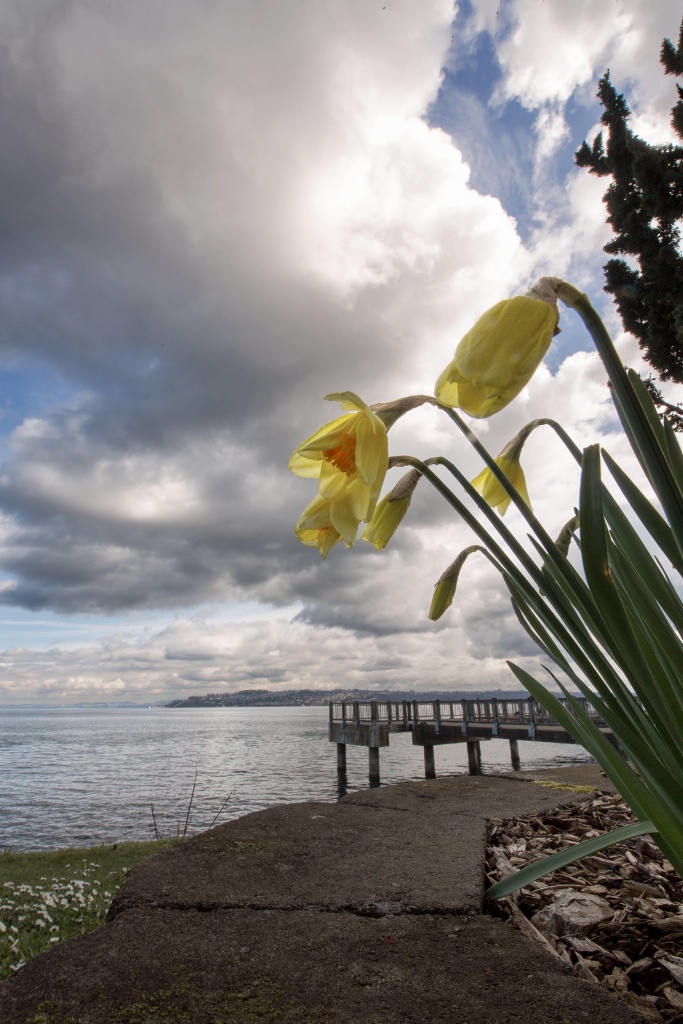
[0,765,649,1023]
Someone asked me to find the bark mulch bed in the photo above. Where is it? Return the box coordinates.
[486,788,683,1023]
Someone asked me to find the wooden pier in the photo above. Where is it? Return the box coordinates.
[329,697,616,784]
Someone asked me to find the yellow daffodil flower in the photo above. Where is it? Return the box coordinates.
[289,391,388,522]
[295,495,350,558]
[362,469,421,550]
[435,281,560,418]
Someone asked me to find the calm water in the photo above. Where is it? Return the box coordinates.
[0,706,595,852]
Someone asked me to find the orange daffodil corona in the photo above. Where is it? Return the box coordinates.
[289,392,389,556]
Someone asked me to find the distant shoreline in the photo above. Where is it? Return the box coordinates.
[164,687,540,709]
[0,688,546,710]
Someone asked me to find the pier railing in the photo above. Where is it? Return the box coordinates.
[329,696,605,731]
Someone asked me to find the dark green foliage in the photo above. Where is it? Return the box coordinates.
[576,19,683,393]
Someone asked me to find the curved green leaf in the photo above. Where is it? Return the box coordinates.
[486,819,655,900]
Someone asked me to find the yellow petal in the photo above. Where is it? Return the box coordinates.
[318,459,355,501]
[471,453,531,516]
[471,466,511,514]
[296,494,332,530]
[296,413,356,455]
[329,499,361,546]
[288,451,323,478]
[324,391,369,412]
[294,496,344,558]
[353,415,388,486]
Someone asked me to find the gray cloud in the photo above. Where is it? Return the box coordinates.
[0,0,675,701]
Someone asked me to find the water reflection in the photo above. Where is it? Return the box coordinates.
[0,706,595,851]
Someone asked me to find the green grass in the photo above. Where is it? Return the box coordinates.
[0,839,176,982]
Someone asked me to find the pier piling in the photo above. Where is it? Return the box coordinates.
[368,746,380,785]
[423,744,436,779]
[466,740,482,775]
[336,742,346,772]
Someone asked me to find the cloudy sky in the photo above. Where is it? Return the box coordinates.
[0,0,681,704]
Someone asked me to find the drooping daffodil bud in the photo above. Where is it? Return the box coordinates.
[471,433,531,517]
[470,419,550,515]
[429,546,483,621]
[362,469,421,550]
[555,512,580,557]
[435,278,561,418]
[289,391,388,525]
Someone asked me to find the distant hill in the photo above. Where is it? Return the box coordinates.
[0,701,157,709]
[164,687,535,708]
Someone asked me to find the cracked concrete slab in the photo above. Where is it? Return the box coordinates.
[0,764,644,1023]
[0,908,645,1024]
[110,798,484,917]
[110,767,612,919]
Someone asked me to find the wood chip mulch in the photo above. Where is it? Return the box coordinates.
[486,789,683,1023]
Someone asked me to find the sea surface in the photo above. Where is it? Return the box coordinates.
[0,706,595,852]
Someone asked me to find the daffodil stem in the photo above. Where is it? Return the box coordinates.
[398,454,628,697]
[435,405,585,587]
[400,453,586,623]
[420,407,650,677]
[391,455,536,591]
[534,419,583,465]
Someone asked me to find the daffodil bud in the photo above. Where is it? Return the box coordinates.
[555,512,580,558]
[539,512,580,595]
[362,469,421,550]
[429,546,482,620]
[470,420,548,515]
[435,279,561,418]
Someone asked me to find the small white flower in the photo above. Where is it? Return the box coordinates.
[0,921,6,932]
